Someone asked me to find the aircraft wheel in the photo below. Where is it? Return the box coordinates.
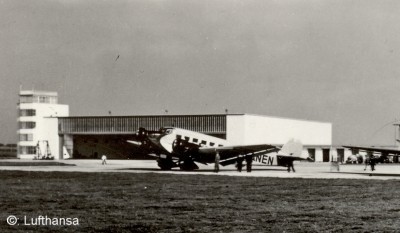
[158,163,172,170]
[179,164,194,171]
[179,160,198,171]
[157,159,173,170]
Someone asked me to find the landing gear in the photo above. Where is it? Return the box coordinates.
[157,161,172,170]
[172,139,200,171]
[157,155,199,171]
[157,155,174,170]
[179,159,199,171]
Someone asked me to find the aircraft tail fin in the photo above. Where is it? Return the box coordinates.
[277,139,305,159]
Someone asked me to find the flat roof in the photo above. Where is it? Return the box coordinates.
[231,113,332,124]
[57,113,230,119]
[19,90,58,96]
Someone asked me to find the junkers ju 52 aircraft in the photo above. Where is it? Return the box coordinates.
[127,127,308,171]
[343,140,400,163]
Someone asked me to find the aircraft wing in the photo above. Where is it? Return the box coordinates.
[217,148,279,166]
[200,144,280,166]
[198,140,304,166]
[342,145,400,155]
[199,144,280,155]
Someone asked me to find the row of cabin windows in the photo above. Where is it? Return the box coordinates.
[176,134,223,147]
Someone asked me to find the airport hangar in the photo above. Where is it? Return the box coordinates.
[55,114,335,161]
[18,90,348,162]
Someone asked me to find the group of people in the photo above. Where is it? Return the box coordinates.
[215,153,297,173]
[214,153,254,173]
[235,155,253,173]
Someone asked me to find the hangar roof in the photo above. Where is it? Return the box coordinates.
[57,113,330,124]
[58,114,228,135]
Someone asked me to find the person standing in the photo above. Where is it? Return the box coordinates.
[245,155,253,172]
[287,159,295,173]
[214,151,220,173]
[236,155,244,172]
[364,156,370,171]
[101,154,107,165]
[369,156,376,171]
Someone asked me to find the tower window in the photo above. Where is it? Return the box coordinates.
[19,109,36,116]
[19,122,36,129]
[19,134,33,141]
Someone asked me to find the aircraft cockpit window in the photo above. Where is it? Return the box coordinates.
[165,129,172,135]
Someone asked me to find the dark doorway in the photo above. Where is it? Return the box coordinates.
[336,149,345,163]
[307,148,315,162]
[322,149,330,162]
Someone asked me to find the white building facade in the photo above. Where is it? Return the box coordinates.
[17,90,69,159]
[227,114,334,162]
[227,114,332,145]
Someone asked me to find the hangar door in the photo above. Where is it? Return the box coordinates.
[307,149,315,162]
[322,149,330,162]
[336,149,345,163]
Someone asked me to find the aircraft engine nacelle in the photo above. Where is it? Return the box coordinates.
[172,138,185,154]
[172,138,198,154]
[128,128,157,152]
[137,127,148,141]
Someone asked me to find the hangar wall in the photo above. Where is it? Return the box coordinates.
[58,115,228,159]
[227,114,332,146]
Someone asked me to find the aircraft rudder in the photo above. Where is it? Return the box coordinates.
[279,139,304,158]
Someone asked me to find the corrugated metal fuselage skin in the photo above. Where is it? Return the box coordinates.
[159,128,226,152]
[149,127,279,165]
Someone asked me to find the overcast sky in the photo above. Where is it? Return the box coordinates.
[1,0,400,145]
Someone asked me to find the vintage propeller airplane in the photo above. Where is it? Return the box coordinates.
[127,127,309,171]
[343,140,400,163]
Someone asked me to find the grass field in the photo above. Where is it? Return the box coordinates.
[1,171,400,232]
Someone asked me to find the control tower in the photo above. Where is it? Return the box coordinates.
[17,90,69,159]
